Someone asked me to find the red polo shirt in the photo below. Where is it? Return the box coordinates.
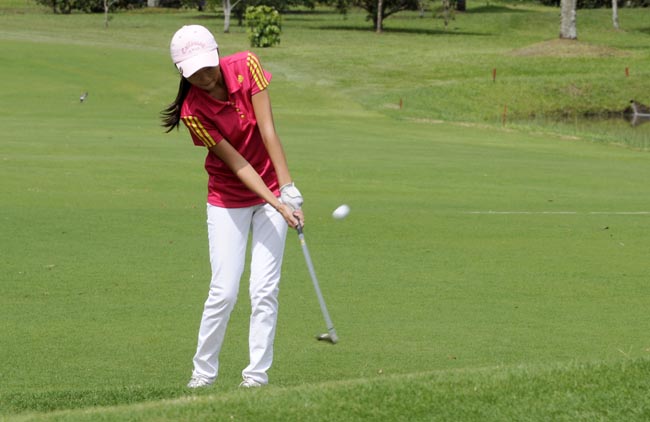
[180,51,279,208]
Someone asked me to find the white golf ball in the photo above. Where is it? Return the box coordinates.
[332,204,350,220]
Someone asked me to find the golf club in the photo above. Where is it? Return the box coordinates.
[295,222,339,344]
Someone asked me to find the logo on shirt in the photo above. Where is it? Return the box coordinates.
[237,74,244,84]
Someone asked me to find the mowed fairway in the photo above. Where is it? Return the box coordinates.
[1,2,650,420]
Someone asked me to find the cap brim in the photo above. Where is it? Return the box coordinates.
[176,50,219,78]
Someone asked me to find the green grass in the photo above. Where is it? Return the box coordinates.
[6,359,650,421]
[1,2,650,420]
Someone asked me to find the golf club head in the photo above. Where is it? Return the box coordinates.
[316,332,339,344]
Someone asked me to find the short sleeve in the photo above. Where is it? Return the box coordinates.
[181,114,223,148]
[246,52,272,95]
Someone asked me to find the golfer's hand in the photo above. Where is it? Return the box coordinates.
[280,182,303,210]
[278,204,303,229]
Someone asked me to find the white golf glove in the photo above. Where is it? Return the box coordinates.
[280,182,303,210]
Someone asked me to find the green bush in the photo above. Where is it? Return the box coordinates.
[245,5,282,48]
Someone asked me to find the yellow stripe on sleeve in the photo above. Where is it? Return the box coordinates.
[182,116,217,148]
[247,53,269,91]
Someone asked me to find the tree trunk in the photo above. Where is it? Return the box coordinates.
[376,0,383,33]
[223,0,240,33]
[104,0,110,28]
[224,0,231,33]
[559,0,577,39]
[612,0,619,30]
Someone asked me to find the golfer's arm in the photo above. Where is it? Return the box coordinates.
[208,141,282,210]
[252,90,293,187]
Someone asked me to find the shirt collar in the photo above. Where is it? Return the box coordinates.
[220,58,243,96]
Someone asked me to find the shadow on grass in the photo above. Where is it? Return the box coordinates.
[284,9,338,15]
[316,24,490,36]
[186,13,222,20]
[470,5,533,13]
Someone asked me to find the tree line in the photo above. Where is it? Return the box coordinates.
[36,0,648,34]
[37,0,647,16]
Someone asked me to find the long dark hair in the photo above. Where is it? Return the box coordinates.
[161,77,192,133]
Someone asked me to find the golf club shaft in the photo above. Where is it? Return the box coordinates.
[296,224,338,342]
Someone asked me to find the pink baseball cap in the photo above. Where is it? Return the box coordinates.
[170,25,219,78]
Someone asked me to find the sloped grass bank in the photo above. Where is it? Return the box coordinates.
[6,358,650,421]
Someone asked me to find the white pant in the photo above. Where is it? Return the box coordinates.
[191,202,288,385]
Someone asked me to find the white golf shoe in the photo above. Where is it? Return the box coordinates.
[239,378,262,388]
[187,376,213,389]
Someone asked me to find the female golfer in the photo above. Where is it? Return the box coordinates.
[161,25,304,389]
